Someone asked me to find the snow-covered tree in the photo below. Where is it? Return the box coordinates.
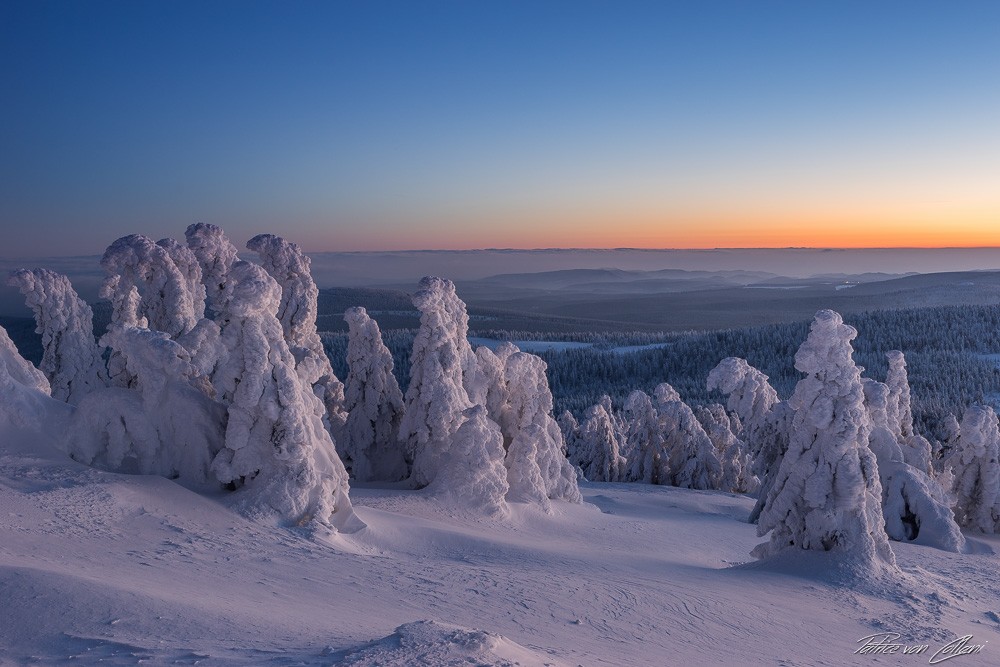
[400,277,475,488]
[572,403,626,482]
[695,403,757,494]
[430,405,509,517]
[341,306,406,482]
[884,351,933,474]
[0,324,71,439]
[949,405,1000,533]
[246,233,348,434]
[707,357,791,521]
[156,237,207,321]
[7,268,107,405]
[210,261,357,531]
[469,343,517,422]
[863,378,963,552]
[622,390,669,484]
[500,351,581,505]
[69,326,225,491]
[655,383,722,490]
[0,324,50,397]
[753,310,895,569]
[101,234,200,338]
[184,222,239,315]
[558,410,581,459]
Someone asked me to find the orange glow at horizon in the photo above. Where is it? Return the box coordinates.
[309,206,1000,252]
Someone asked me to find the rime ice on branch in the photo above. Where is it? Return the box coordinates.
[400,277,475,488]
[210,261,356,531]
[8,268,107,405]
[341,306,407,482]
[753,310,895,569]
[246,233,347,434]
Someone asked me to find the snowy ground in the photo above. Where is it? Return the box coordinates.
[2,433,1000,666]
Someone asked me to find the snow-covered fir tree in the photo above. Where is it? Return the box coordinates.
[430,405,509,517]
[209,260,357,532]
[622,390,669,484]
[753,310,896,569]
[949,405,1000,534]
[7,268,108,405]
[695,403,758,494]
[500,351,581,505]
[400,277,475,488]
[863,378,963,552]
[707,357,791,521]
[655,383,722,490]
[341,306,407,482]
[246,233,348,435]
[572,403,626,482]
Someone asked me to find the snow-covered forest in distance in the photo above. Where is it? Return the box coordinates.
[3,225,1000,665]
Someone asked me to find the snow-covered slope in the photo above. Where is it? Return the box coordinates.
[3,418,1000,666]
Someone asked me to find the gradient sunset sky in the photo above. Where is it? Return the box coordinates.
[2,0,999,256]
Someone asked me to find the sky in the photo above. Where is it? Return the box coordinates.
[2,0,999,256]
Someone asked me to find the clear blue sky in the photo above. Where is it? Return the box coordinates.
[2,1,999,256]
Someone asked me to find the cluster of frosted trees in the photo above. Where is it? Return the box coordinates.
[5,226,1000,565]
[563,307,1000,566]
[3,226,580,534]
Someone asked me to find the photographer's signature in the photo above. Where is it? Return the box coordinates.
[855,633,987,663]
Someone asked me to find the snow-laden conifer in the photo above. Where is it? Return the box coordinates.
[210,261,357,531]
[622,390,669,484]
[949,405,1000,534]
[753,310,895,569]
[69,326,225,491]
[400,277,475,488]
[341,306,406,482]
[184,222,239,315]
[654,383,722,490]
[430,405,509,516]
[7,268,107,404]
[572,403,626,482]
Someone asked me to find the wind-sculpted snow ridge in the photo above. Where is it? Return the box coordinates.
[332,620,569,667]
[342,306,407,482]
[949,405,1000,534]
[246,233,348,438]
[68,326,225,491]
[572,403,626,482]
[863,378,964,553]
[754,310,897,572]
[210,261,358,532]
[184,222,239,315]
[7,268,107,404]
[656,383,723,490]
[500,352,581,506]
[430,405,509,517]
[401,277,475,488]
[707,356,790,522]
[101,234,200,338]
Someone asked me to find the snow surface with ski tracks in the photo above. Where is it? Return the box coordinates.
[3,421,1000,666]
